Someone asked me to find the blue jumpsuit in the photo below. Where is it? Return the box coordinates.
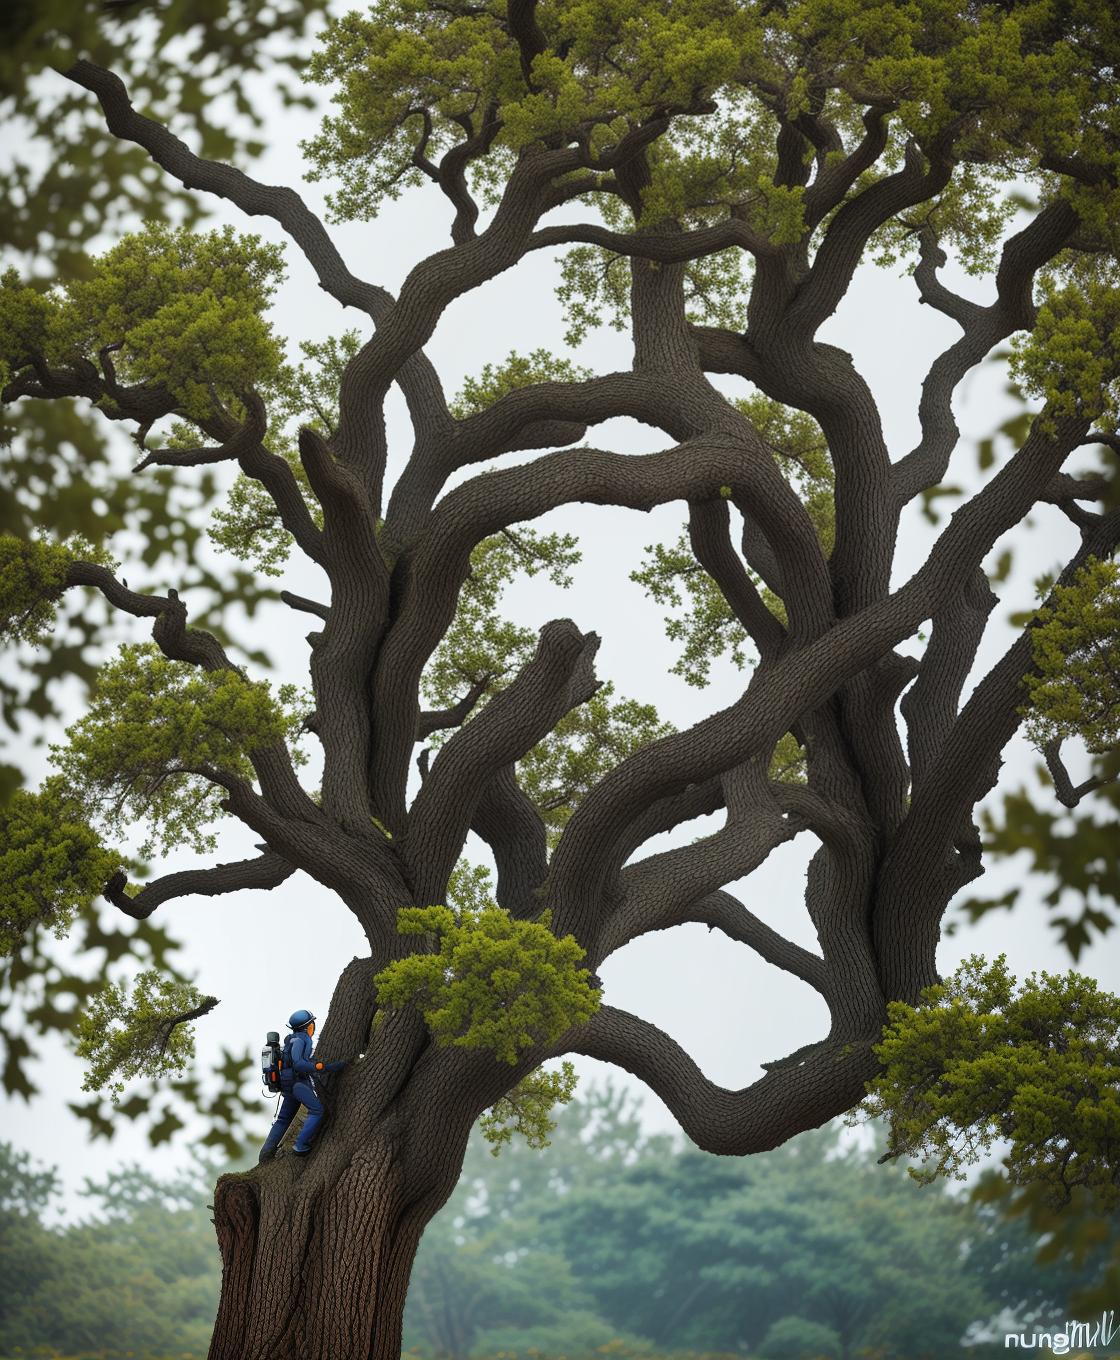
[261,1030,344,1155]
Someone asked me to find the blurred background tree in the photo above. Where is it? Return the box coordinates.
[2,1084,1113,1360]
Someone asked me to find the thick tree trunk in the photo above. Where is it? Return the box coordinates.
[208,1101,463,1360]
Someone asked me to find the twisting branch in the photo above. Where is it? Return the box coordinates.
[13,351,326,570]
[895,200,1080,507]
[874,508,1120,990]
[1043,739,1110,809]
[549,407,1097,938]
[403,620,601,900]
[599,762,796,925]
[371,434,833,836]
[104,849,297,920]
[605,881,827,994]
[802,105,892,229]
[787,136,956,336]
[65,59,453,445]
[506,0,549,87]
[911,226,985,329]
[155,996,220,1060]
[416,675,492,740]
[900,568,998,789]
[471,765,549,917]
[66,60,386,318]
[568,1005,877,1155]
[688,499,786,660]
[63,563,318,824]
[527,217,780,264]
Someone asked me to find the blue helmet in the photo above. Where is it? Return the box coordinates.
[288,1008,316,1031]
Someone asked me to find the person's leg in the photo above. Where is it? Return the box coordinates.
[259,1093,299,1161]
[291,1081,325,1153]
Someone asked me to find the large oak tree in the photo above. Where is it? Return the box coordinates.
[2,1,1119,1356]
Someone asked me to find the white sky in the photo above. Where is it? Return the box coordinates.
[4,25,1118,1219]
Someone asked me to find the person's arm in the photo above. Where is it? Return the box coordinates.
[290,1032,318,1076]
[292,1032,345,1075]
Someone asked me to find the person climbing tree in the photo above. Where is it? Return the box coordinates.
[1,2,1118,1357]
[259,1010,347,1163]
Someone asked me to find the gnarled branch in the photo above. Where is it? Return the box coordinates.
[104,849,296,920]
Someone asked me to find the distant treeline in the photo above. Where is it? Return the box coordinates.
[0,1085,1113,1360]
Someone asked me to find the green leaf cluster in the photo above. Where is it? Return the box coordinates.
[1023,556,1120,754]
[421,527,671,842]
[0,779,119,956]
[632,397,833,685]
[961,764,1120,960]
[449,347,593,419]
[0,533,111,645]
[857,954,1120,1208]
[374,898,601,1064]
[304,0,1120,290]
[632,532,750,687]
[0,1140,229,1356]
[51,643,306,857]
[0,269,54,394]
[207,331,363,575]
[519,682,676,849]
[2,223,287,422]
[1011,276,1120,432]
[303,0,751,222]
[479,1059,579,1153]
[74,969,211,1102]
[2,0,328,784]
[422,525,582,714]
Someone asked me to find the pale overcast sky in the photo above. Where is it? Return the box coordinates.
[4,16,1118,1215]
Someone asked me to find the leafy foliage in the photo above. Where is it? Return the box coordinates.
[422,526,582,712]
[449,347,593,418]
[407,1102,1029,1359]
[0,779,120,955]
[0,1140,231,1357]
[75,970,213,1102]
[303,0,750,222]
[0,533,114,645]
[1011,275,1120,433]
[757,1316,842,1360]
[1,891,259,1152]
[951,408,1120,962]
[479,1059,579,1153]
[633,397,833,684]
[962,760,1120,960]
[971,1172,1120,1322]
[375,897,601,1064]
[519,683,676,849]
[1,0,328,278]
[2,223,288,421]
[1023,556,1120,754]
[52,643,306,857]
[1,0,327,785]
[857,955,1120,1207]
[208,330,367,575]
[632,531,751,687]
